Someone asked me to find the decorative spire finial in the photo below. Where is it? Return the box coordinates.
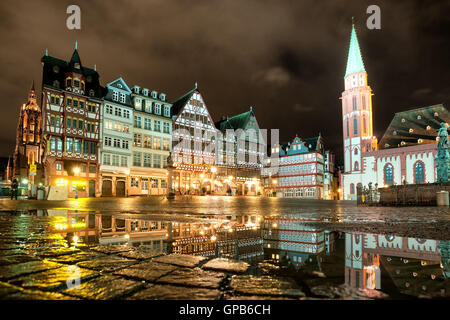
[94,64,96,71]
[45,48,48,56]
[75,40,78,50]
[250,106,252,111]
[352,16,354,26]
[194,81,198,89]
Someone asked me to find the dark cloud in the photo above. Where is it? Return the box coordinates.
[0,0,449,161]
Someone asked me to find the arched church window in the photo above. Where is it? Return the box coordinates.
[350,183,355,194]
[354,161,359,171]
[357,183,362,191]
[414,161,424,184]
[352,96,357,111]
[346,118,349,137]
[384,164,393,186]
[354,148,358,155]
[363,115,367,135]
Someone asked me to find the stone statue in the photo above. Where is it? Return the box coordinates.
[435,122,450,182]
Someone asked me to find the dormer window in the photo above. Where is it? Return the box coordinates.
[89,89,95,97]
[81,82,85,91]
[74,79,80,88]
[74,62,80,69]
[112,91,118,101]
[143,89,149,96]
[133,86,139,94]
[426,125,431,131]
[151,91,157,99]
[66,78,72,87]
[53,80,60,88]
[155,103,161,115]
[120,93,126,103]
[160,93,166,101]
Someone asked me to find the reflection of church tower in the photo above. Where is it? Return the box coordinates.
[345,232,380,289]
[438,241,450,279]
[13,82,44,184]
[341,23,377,174]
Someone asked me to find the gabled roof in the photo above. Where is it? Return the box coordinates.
[345,24,366,77]
[215,108,256,132]
[106,77,132,93]
[378,103,449,149]
[279,134,323,156]
[170,87,197,117]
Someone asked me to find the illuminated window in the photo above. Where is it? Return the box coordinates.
[384,164,393,186]
[414,161,424,183]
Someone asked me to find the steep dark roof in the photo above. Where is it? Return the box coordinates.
[41,49,106,99]
[170,87,197,117]
[378,103,449,149]
[215,109,255,132]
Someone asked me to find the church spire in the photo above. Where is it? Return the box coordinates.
[345,23,366,77]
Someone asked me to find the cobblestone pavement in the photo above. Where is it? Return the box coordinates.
[0,214,395,300]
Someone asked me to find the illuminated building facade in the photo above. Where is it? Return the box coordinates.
[41,44,104,198]
[129,85,171,195]
[340,24,449,200]
[266,135,326,199]
[12,83,45,187]
[214,108,266,196]
[171,84,217,194]
[99,78,133,196]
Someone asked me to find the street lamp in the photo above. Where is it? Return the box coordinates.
[125,170,130,197]
[73,167,80,175]
[211,167,217,173]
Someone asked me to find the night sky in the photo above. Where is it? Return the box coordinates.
[0,0,449,161]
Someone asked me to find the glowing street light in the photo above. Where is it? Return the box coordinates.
[73,167,80,174]
[125,169,130,175]
[272,179,278,184]
[211,167,217,173]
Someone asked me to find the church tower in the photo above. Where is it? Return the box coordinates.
[13,82,44,185]
[341,23,377,174]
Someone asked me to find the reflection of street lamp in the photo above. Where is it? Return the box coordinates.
[72,168,80,199]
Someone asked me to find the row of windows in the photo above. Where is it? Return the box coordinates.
[279,164,318,174]
[103,154,128,167]
[66,77,85,91]
[65,117,98,133]
[55,162,96,173]
[349,161,426,194]
[133,134,170,151]
[345,115,368,137]
[132,87,166,101]
[279,175,317,185]
[49,136,97,154]
[280,153,319,163]
[105,105,131,118]
[104,137,129,149]
[104,120,130,133]
[130,177,167,189]
[134,116,170,133]
[112,91,126,103]
[134,99,170,117]
[132,152,168,168]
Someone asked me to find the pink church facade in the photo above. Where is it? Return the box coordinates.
[340,24,448,200]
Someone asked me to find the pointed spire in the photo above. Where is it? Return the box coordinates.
[75,40,78,50]
[31,80,35,92]
[194,81,198,89]
[345,23,366,77]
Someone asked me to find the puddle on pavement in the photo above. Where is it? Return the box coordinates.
[0,209,449,299]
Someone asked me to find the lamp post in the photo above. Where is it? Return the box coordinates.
[165,153,175,199]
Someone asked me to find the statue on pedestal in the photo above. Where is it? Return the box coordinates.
[435,122,449,183]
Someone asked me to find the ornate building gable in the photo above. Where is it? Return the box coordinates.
[104,77,133,107]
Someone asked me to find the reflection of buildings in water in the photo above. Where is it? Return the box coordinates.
[169,215,264,262]
[262,216,336,267]
[345,232,449,296]
[46,210,99,245]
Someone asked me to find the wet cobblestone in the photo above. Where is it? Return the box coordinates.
[0,199,449,300]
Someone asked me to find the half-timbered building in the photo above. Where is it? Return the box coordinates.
[41,44,105,198]
[171,83,218,194]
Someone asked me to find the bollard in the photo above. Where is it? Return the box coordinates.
[436,191,449,206]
